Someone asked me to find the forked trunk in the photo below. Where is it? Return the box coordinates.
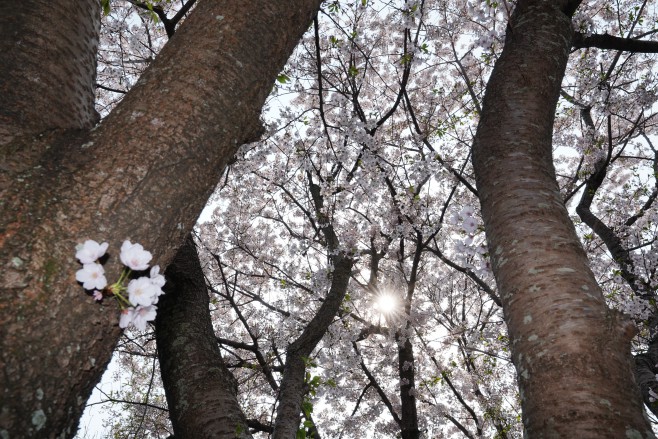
[0,1,322,436]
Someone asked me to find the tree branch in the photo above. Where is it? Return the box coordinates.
[573,32,658,53]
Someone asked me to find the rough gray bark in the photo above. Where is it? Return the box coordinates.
[0,0,322,437]
[156,237,252,438]
[471,0,653,436]
[636,337,658,418]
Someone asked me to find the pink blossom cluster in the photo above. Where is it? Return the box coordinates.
[75,239,165,331]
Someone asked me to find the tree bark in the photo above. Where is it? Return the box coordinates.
[636,333,658,418]
[397,337,419,439]
[398,235,422,439]
[0,0,99,146]
[0,1,322,437]
[471,1,653,437]
[272,253,353,439]
[156,237,252,439]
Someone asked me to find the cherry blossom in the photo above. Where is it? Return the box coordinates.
[75,240,109,264]
[459,205,475,218]
[131,305,158,331]
[119,305,157,331]
[149,265,166,289]
[120,240,152,271]
[76,263,108,290]
[461,217,478,234]
[127,276,161,307]
[119,307,135,329]
[75,239,164,333]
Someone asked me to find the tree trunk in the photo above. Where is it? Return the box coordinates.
[272,253,353,439]
[398,235,421,439]
[0,1,322,437]
[397,337,419,439]
[156,237,252,439]
[0,0,99,146]
[636,333,658,418]
[471,0,653,437]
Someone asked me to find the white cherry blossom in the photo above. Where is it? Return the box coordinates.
[76,263,108,290]
[127,276,160,307]
[120,240,152,271]
[119,307,135,329]
[119,305,157,331]
[149,265,166,289]
[75,240,109,264]
[131,305,157,331]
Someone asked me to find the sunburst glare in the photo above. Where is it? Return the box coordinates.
[373,292,399,316]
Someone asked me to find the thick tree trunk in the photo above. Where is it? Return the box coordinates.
[0,1,322,437]
[471,1,653,437]
[0,0,99,146]
[156,237,252,438]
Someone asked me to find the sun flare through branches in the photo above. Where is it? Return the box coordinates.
[373,291,401,323]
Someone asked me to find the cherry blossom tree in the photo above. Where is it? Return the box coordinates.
[5,0,658,437]
[208,0,658,435]
[85,3,517,437]
[88,0,658,436]
[0,0,322,436]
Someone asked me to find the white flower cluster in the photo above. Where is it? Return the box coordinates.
[75,239,165,331]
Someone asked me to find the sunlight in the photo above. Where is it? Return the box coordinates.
[374,292,399,315]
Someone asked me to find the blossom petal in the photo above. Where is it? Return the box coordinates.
[119,308,135,329]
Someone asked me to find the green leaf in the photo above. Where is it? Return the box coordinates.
[302,400,314,415]
[101,0,111,15]
[310,376,321,387]
[277,74,290,84]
